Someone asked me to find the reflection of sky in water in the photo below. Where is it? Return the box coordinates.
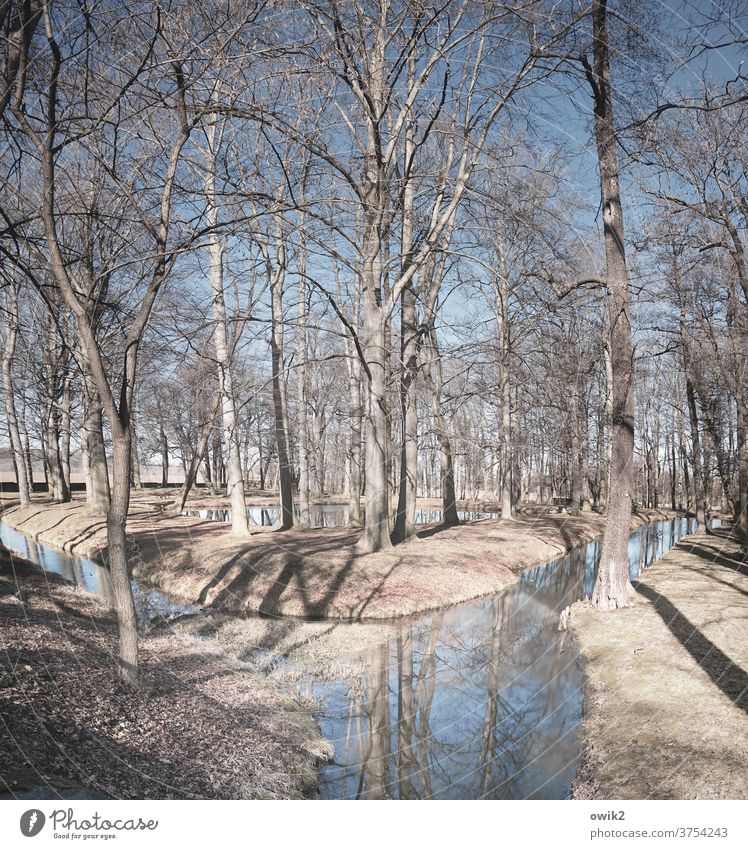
[183,505,499,528]
[309,517,696,800]
[0,520,197,628]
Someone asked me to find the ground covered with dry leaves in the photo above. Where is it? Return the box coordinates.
[571,529,748,800]
[0,546,332,800]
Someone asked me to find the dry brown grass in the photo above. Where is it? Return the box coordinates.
[570,530,748,800]
[0,546,332,800]
[1,492,676,620]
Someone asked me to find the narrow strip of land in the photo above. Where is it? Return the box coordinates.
[571,529,748,800]
[1,492,676,620]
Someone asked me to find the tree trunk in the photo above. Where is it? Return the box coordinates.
[423,327,459,525]
[108,431,139,686]
[20,398,34,490]
[60,374,71,491]
[394,72,418,543]
[268,221,294,530]
[160,425,169,487]
[1,282,31,506]
[686,378,708,533]
[495,268,515,520]
[297,224,311,528]
[360,311,392,551]
[587,0,636,610]
[393,278,418,543]
[346,284,363,528]
[358,17,391,553]
[44,398,69,502]
[83,400,111,513]
[735,397,748,535]
[678,305,708,532]
[130,409,142,491]
[205,126,249,536]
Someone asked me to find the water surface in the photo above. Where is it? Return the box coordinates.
[0,520,198,628]
[182,504,499,528]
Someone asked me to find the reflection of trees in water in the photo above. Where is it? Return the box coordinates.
[349,614,444,799]
[320,518,694,799]
[344,576,585,799]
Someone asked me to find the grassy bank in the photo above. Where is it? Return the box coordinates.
[0,492,678,620]
[0,545,332,800]
[570,529,748,800]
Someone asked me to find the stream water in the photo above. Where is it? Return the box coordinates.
[182,504,499,527]
[307,516,695,799]
[0,513,697,799]
[0,521,198,628]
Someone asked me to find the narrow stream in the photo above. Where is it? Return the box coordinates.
[303,516,696,799]
[1,513,697,799]
[182,504,499,527]
[0,521,198,628]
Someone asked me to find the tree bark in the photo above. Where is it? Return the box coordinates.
[393,93,418,541]
[205,125,249,536]
[297,216,311,528]
[358,15,391,553]
[160,425,169,487]
[60,373,71,491]
[587,0,636,610]
[81,376,111,513]
[495,265,515,520]
[423,326,459,525]
[1,280,30,506]
[108,432,138,686]
[266,219,294,530]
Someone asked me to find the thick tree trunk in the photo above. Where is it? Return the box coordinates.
[80,339,111,512]
[297,229,311,528]
[358,16,391,553]
[686,378,708,533]
[160,425,169,487]
[82,401,111,513]
[205,130,249,536]
[108,432,139,686]
[130,409,142,491]
[423,327,459,525]
[393,280,418,542]
[735,397,748,535]
[587,0,636,610]
[601,333,613,514]
[45,404,69,502]
[1,283,31,506]
[347,339,363,528]
[394,78,418,544]
[268,224,294,530]
[344,276,363,527]
[60,375,71,491]
[361,310,392,551]
[569,394,582,516]
[20,399,34,489]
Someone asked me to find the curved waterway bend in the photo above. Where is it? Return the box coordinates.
[1,514,697,798]
[308,516,696,799]
[0,520,197,627]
